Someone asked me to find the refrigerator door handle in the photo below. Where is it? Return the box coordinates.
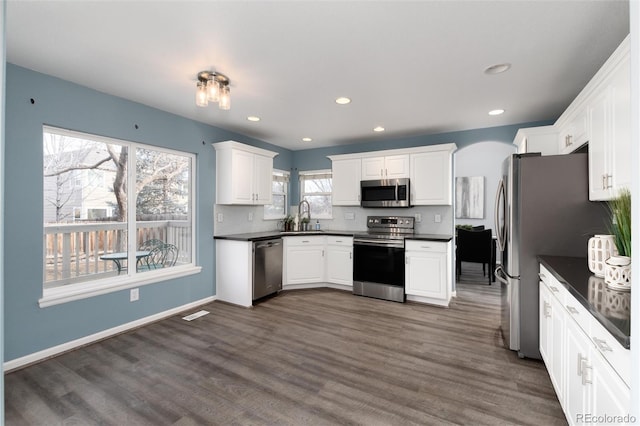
[495,178,507,252]
[495,265,519,285]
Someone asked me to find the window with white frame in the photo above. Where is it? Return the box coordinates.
[299,170,332,219]
[264,170,289,219]
[42,126,196,298]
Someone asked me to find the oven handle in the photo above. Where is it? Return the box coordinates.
[354,240,404,249]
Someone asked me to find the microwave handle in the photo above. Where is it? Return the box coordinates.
[395,181,399,201]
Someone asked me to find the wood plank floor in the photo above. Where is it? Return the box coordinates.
[5,264,566,425]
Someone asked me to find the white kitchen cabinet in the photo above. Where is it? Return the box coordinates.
[539,278,565,403]
[361,154,409,180]
[409,150,452,205]
[326,236,353,287]
[215,239,253,307]
[405,240,451,306]
[588,55,631,201]
[283,236,326,286]
[538,263,631,425]
[513,126,558,155]
[557,110,589,154]
[212,141,278,205]
[330,157,361,206]
[564,310,593,425]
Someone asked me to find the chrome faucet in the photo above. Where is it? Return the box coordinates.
[298,199,311,230]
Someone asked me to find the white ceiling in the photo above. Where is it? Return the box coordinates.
[6,1,630,151]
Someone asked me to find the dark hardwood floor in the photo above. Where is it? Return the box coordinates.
[5,264,566,425]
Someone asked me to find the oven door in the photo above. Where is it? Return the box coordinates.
[353,240,405,287]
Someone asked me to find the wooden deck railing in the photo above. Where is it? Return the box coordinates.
[44,220,192,287]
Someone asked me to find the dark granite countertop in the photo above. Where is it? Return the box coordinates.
[538,255,630,349]
[214,230,453,243]
[214,230,356,242]
[407,234,453,242]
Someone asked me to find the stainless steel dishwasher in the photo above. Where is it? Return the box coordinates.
[253,238,283,301]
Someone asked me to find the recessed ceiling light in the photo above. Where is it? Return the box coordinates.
[302,137,312,142]
[335,97,351,105]
[489,109,505,116]
[484,63,511,75]
[247,116,260,122]
[373,126,385,132]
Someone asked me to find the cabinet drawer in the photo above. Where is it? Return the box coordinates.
[405,240,447,253]
[589,313,630,387]
[284,236,326,247]
[326,236,353,246]
[539,265,566,305]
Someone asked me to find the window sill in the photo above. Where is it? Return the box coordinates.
[39,265,202,308]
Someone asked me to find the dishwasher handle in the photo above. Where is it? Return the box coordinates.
[254,240,282,249]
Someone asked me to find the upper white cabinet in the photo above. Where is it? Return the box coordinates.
[212,141,278,205]
[514,126,558,155]
[588,53,631,201]
[329,157,361,206]
[410,149,453,205]
[361,154,410,180]
[550,36,630,201]
[557,110,589,154]
[329,143,456,207]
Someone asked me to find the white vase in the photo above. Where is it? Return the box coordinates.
[604,255,631,291]
[588,234,618,278]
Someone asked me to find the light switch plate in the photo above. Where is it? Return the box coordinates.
[248,212,253,221]
[130,288,139,302]
[217,213,224,222]
[434,214,442,223]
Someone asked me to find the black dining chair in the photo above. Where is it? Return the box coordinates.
[456,228,494,285]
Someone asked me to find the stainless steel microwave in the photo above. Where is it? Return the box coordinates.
[360,178,411,208]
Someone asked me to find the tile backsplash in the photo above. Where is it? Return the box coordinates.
[214,204,453,236]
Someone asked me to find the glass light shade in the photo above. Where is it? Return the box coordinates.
[207,78,220,102]
[219,85,231,110]
[195,81,208,107]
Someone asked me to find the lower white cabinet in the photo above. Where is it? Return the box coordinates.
[539,264,630,426]
[326,236,353,287]
[284,236,325,285]
[539,280,565,402]
[215,239,253,307]
[405,240,451,306]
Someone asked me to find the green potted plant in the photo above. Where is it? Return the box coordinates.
[604,188,631,290]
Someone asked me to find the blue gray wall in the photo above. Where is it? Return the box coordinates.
[3,64,291,361]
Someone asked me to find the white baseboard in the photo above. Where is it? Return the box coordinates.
[4,296,217,372]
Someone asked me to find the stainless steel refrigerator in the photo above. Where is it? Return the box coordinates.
[494,153,608,359]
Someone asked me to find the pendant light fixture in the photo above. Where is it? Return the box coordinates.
[196,71,230,110]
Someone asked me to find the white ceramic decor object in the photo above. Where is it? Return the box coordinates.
[588,235,618,277]
[604,255,631,291]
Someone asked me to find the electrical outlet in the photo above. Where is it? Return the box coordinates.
[415,213,422,222]
[217,213,224,222]
[130,288,139,302]
[248,212,253,221]
[344,212,355,220]
[434,214,442,223]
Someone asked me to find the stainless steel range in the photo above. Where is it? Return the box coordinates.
[353,215,414,303]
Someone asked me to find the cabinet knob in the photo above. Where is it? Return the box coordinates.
[549,286,559,293]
